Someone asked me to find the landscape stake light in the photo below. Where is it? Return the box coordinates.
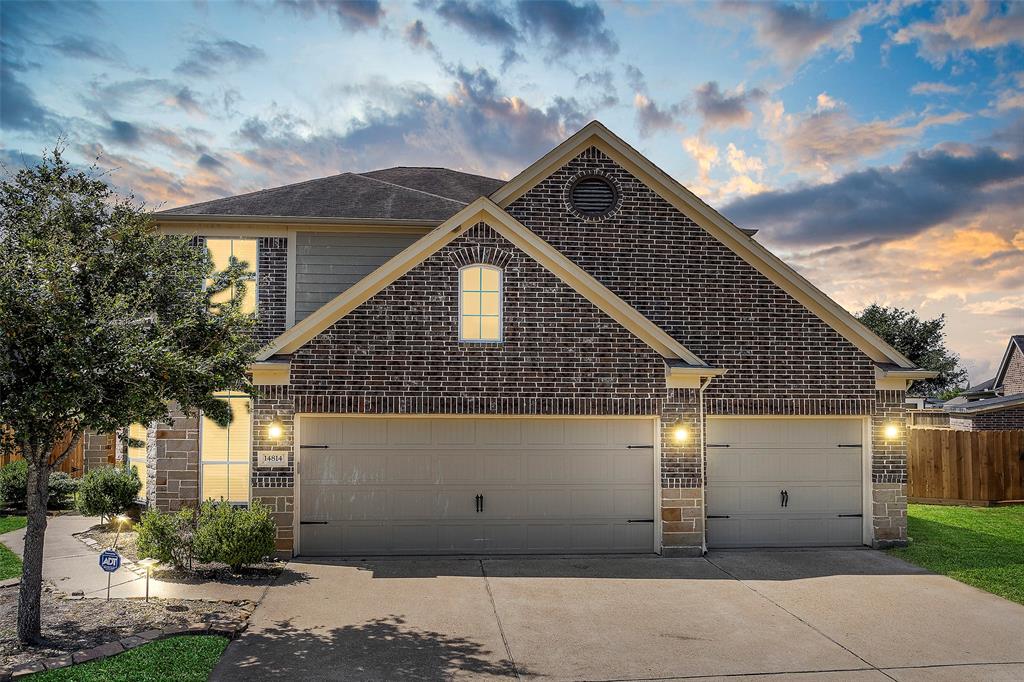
[113,514,130,549]
[138,558,160,602]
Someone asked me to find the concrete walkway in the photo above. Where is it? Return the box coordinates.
[213,549,1024,681]
[0,514,272,601]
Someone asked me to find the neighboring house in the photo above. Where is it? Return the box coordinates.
[946,336,1024,431]
[115,121,936,557]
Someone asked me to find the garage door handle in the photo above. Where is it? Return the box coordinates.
[300,521,328,525]
[707,444,730,448]
[707,515,730,519]
[627,519,654,523]
[837,513,863,518]
[627,444,654,449]
[300,445,329,449]
[837,444,862,448]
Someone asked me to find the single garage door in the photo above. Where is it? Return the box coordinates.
[298,416,656,555]
[706,418,864,548]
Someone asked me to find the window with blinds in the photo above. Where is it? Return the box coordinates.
[127,423,148,501]
[206,238,257,314]
[200,393,251,504]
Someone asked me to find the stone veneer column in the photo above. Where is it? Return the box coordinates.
[660,388,704,556]
[82,430,115,474]
[152,405,200,512]
[251,385,295,557]
[871,390,908,547]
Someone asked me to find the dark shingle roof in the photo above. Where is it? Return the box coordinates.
[947,392,1024,414]
[157,167,505,221]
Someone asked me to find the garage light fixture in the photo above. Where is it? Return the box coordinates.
[672,422,689,443]
[884,423,900,440]
[267,419,284,440]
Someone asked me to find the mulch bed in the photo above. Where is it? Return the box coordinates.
[0,581,253,670]
[76,525,282,582]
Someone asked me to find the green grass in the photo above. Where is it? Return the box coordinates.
[888,503,1024,605]
[0,515,27,580]
[29,635,229,681]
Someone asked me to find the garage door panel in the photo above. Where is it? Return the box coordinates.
[707,418,864,549]
[299,417,655,555]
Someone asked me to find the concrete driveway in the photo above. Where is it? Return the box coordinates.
[212,549,1024,681]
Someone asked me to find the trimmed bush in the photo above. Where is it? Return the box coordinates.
[137,506,200,570]
[194,500,276,572]
[46,471,79,509]
[76,465,141,521]
[0,460,80,509]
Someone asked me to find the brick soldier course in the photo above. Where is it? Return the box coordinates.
[133,122,931,556]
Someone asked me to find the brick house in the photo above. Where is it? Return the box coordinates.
[946,336,1024,430]
[131,121,935,557]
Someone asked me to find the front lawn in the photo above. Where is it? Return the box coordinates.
[0,515,27,580]
[28,635,229,682]
[888,503,1024,605]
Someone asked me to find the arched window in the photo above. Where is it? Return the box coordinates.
[459,265,502,342]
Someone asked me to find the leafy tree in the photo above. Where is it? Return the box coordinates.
[857,304,968,396]
[0,149,258,643]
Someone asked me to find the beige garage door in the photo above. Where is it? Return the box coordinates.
[706,418,864,548]
[298,417,656,556]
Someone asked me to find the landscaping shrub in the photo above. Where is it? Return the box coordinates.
[0,460,80,509]
[137,506,200,570]
[194,500,276,572]
[46,471,79,509]
[76,465,141,521]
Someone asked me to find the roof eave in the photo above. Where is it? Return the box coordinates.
[152,213,441,228]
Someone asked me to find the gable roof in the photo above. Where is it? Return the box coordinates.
[994,335,1024,390]
[491,121,919,369]
[947,392,1024,414]
[257,197,715,369]
[157,167,503,222]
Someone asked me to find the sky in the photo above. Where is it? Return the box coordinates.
[2,0,1022,383]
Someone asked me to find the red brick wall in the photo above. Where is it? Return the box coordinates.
[950,407,1024,430]
[505,146,876,414]
[256,237,288,345]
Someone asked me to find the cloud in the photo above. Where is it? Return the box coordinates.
[197,153,227,171]
[624,64,685,136]
[717,1,889,72]
[964,295,1024,318]
[910,81,962,95]
[404,19,439,55]
[892,2,1024,67]
[166,86,206,116]
[682,138,767,201]
[228,66,588,185]
[105,120,142,146]
[46,34,126,64]
[682,136,719,183]
[694,81,766,129]
[763,97,970,173]
[722,145,1024,247]
[0,57,61,133]
[174,38,266,78]
[276,0,385,30]
[427,0,521,66]
[516,0,618,58]
[575,70,618,108]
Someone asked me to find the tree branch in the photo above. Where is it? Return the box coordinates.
[50,430,84,468]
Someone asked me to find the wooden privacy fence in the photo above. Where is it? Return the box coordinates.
[908,428,1024,504]
[0,432,85,477]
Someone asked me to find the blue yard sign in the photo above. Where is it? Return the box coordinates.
[99,549,121,573]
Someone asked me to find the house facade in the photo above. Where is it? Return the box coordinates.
[133,122,932,557]
[946,336,1024,430]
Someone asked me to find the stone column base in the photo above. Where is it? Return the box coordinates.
[661,488,704,556]
[253,487,294,557]
[872,482,908,548]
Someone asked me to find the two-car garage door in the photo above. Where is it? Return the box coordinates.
[298,417,656,556]
[706,418,865,548]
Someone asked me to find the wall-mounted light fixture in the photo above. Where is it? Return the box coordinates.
[673,421,689,443]
[267,420,284,440]
[883,423,900,440]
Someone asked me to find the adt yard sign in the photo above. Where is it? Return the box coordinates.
[99,549,121,573]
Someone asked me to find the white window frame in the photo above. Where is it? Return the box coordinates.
[458,264,503,343]
[205,237,259,314]
[199,393,252,505]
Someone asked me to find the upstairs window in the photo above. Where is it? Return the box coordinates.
[459,265,502,342]
[206,238,257,314]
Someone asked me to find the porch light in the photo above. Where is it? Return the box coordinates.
[673,423,689,443]
[884,423,900,440]
[267,420,284,440]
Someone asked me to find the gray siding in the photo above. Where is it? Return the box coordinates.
[295,232,420,321]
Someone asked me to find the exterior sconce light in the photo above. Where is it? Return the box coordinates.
[673,422,689,443]
[267,420,284,440]
[884,423,899,440]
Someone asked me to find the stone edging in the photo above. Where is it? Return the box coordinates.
[1,620,248,680]
[72,533,149,578]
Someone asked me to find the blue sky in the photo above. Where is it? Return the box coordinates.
[2,0,1022,382]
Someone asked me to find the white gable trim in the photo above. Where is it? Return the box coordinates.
[492,121,917,369]
[257,198,713,367]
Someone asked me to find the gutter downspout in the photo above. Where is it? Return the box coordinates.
[698,375,714,554]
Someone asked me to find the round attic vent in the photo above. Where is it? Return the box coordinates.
[569,175,617,218]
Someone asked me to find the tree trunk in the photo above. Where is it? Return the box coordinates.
[18,443,50,643]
